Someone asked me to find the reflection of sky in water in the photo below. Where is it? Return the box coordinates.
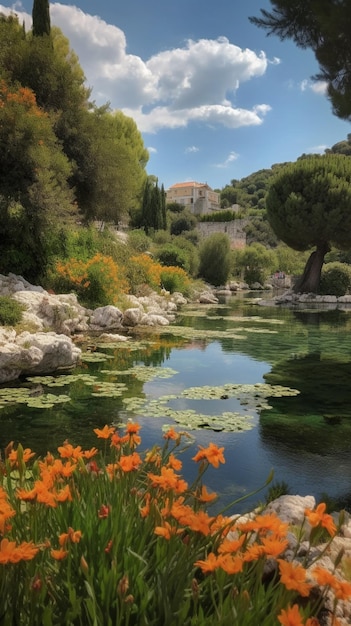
[3,299,351,513]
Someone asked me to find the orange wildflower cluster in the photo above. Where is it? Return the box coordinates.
[0,421,350,625]
[55,254,129,303]
[129,253,163,289]
[0,80,46,117]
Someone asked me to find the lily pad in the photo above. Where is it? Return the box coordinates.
[81,352,114,363]
[101,365,178,382]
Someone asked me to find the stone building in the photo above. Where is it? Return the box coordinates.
[166,181,220,215]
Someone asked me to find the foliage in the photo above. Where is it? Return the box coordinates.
[326,134,351,157]
[140,178,166,233]
[160,266,190,295]
[170,210,197,236]
[32,0,51,37]
[0,80,74,281]
[156,244,191,273]
[52,254,129,307]
[198,233,231,286]
[245,216,278,247]
[199,210,241,222]
[127,229,151,253]
[274,245,309,276]
[319,262,351,297]
[0,296,24,326]
[233,244,278,286]
[266,154,351,292]
[125,253,163,293]
[250,0,351,120]
[166,202,185,213]
[0,425,348,625]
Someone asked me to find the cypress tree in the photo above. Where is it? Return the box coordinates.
[32,0,51,37]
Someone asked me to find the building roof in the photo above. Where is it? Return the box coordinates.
[168,181,212,190]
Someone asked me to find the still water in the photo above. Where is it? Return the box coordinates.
[1,294,351,513]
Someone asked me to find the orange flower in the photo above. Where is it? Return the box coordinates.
[167,453,182,471]
[59,528,82,546]
[148,467,188,494]
[219,553,244,575]
[261,536,289,558]
[55,485,72,503]
[0,538,38,564]
[154,521,183,540]
[57,443,85,460]
[196,485,217,503]
[118,452,142,472]
[192,442,225,468]
[163,428,180,441]
[83,447,98,459]
[8,447,35,466]
[238,513,289,538]
[278,604,305,626]
[51,548,68,560]
[187,510,214,536]
[93,425,115,439]
[218,534,246,554]
[278,560,312,597]
[304,502,337,536]
[194,552,222,573]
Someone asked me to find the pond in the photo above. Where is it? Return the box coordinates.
[1,293,351,514]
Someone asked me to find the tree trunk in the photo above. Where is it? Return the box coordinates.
[293,242,330,294]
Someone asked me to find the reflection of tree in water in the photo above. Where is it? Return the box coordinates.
[260,353,351,454]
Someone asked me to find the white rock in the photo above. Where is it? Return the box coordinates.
[122,307,143,326]
[89,305,123,330]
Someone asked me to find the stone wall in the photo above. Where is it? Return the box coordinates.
[196,219,247,249]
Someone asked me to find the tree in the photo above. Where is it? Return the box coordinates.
[265,154,351,293]
[250,1,351,120]
[32,0,51,37]
[198,233,231,286]
[0,81,73,279]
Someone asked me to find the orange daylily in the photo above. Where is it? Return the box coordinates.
[278,560,312,597]
[219,553,244,575]
[194,552,223,573]
[196,485,217,503]
[51,548,68,560]
[218,534,246,554]
[118,452,142,472]
[154,521,183,540]
[167,453,182,471]
[277,604,305,626]
[192,442,225,468]
[304,503,337,536]
[0,538,38,564]
[163,427,180,441]
[8,447,35,466]
[93,425,115,439]
[148,467,188,494]
[59,528,82,546]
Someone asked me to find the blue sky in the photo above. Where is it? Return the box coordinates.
[2,1,351,190]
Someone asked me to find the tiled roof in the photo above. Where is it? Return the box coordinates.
[168,181,209,189]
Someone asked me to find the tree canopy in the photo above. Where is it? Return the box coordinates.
[0,11,149,278]
[266,154,351,292]
[250,1,351,120]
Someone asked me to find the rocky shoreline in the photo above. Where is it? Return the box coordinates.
[0,273,187,383]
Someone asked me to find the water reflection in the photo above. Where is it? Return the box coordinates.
[1,295,351,513]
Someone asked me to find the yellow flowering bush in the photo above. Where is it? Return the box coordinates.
[54,253,129,306]
[0,425,349,625]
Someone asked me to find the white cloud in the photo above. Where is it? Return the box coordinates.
[0,3,273,133]
[147,146,157,154]
[300,79,328,95]
[306,144,328,154]
[185,146,199,153]
[214,151,239,168]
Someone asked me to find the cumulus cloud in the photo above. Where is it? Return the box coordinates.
[147,146,157,154]
[214,151,239,168]
[0,3,273,133]
[185,146,199,154]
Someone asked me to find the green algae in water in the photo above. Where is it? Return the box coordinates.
[101,365,178,382]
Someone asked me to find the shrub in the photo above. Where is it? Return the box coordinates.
[156,244,191,273]
[125,253,163,293]
[160,266,190,295]
[319,262,351,296]
[0,296,25,326]
[128,229,151,253]
[198,233,231,286]
[0,425,348,625]
[52,254,129,307]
